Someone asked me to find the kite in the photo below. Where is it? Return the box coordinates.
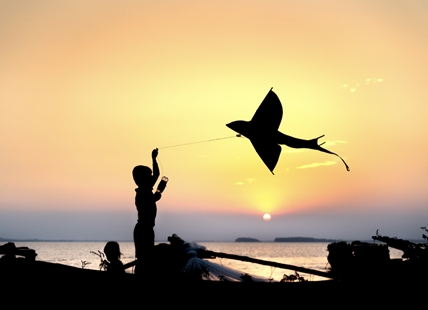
[226,88,350,174]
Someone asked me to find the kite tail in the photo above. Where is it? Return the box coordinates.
[277,132,350,171]
[332,152,350,172]
[314,141,350,172]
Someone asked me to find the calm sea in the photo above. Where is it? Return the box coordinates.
[12,241,403,281]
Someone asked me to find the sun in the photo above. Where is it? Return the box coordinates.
[263,213,271,221]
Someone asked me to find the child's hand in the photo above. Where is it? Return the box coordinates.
[152,148,158,159]
[154,192,161,201]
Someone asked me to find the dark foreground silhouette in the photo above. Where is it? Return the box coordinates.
[1,231,427,307]
[226,88,350,174]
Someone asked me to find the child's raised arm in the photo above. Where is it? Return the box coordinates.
[151,148,160,186]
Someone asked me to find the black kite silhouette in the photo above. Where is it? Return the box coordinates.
[226,88,350,174]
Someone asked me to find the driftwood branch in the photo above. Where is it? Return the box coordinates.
[123,249,333,279]
[123,260,137,270]
[203,250,332,279]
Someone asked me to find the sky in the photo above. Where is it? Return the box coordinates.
[1,0,428,241]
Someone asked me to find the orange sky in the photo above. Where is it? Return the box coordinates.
[1,1,428,240]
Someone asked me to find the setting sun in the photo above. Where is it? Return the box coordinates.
[263,214,272,221]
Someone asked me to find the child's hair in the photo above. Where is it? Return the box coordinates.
[132,165,152,186]
[104,241,122,260]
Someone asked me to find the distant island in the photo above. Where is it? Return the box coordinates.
[274,237,337,242]
[234,237,338,242]
[235,237,260,242]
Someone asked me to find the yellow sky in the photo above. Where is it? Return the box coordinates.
[1,1,428,239]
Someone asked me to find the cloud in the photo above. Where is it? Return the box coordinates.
[365,78,384,85]
[296,161,337,169]
[340,83,359,92]
[322,140,348,147]
[339,78,383,93]
[282,140,347,151]
[235,178,256,185]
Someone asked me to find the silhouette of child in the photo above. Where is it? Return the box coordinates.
[132,148,162,273]
[103,241,125,274]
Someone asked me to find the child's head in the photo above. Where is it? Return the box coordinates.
[104,241,122,262]
[132,165,152,187]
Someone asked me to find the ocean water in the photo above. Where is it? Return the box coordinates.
[12,241,404,281]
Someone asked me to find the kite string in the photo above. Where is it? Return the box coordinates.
[159,134,241,149]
